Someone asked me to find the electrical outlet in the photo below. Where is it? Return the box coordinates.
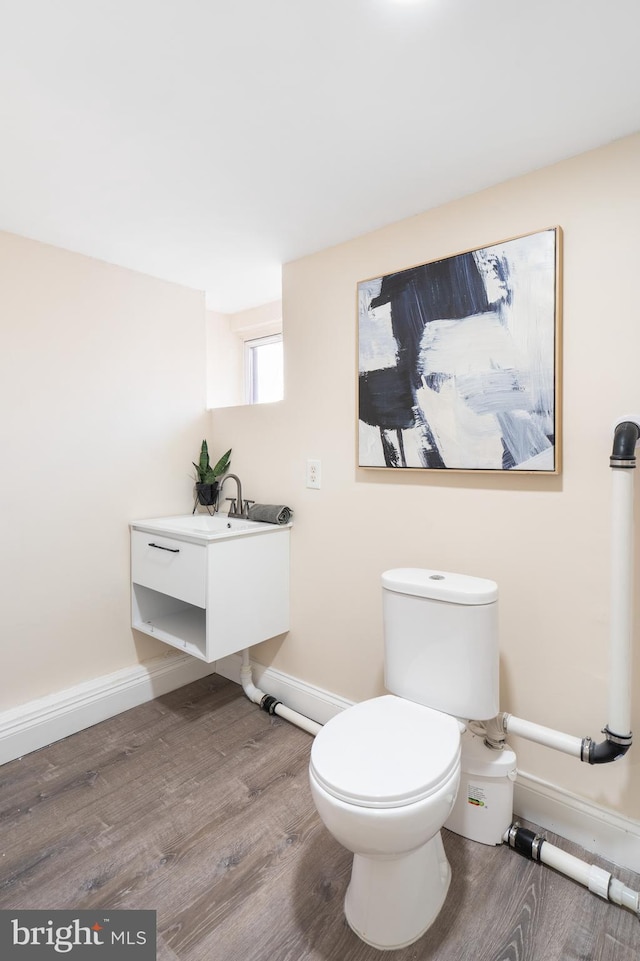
[306,459,321,489]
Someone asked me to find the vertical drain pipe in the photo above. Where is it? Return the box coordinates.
[608,419,640,745]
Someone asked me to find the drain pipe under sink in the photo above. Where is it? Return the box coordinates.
[240,649,322,737]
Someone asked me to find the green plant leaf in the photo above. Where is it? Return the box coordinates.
[211,448,232,479]
[191,440,213,482]
[198,440,210,473]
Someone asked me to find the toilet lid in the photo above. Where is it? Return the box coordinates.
[310,695,461,809]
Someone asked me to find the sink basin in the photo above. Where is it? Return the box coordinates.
[130,513,288,542]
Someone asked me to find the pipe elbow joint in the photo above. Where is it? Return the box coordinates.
[610,420,640,468]
[582,727,632,764]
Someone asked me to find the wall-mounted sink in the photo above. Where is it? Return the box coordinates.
[130,512,291,662]
[131,512,287,542]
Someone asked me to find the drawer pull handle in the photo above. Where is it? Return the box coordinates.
[148,542,180,553]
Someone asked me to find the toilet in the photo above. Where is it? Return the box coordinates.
[309,568,499,950]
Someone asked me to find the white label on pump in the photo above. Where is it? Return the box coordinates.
[467,783,487,808]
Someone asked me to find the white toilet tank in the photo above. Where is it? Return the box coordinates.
[382,568,499,721]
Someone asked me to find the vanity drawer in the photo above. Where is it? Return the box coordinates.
[131,530,206,607]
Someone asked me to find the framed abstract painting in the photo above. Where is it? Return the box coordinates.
[357,227,562,473]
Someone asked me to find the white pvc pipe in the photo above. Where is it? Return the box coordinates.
[240,649,322,737]
[502,714,583,758]
[609,467,634,737]
[610,876,640,914]
[504,827,640,916]
[239,651,264,705]
[539,842,612,900]
[269,701,322,736]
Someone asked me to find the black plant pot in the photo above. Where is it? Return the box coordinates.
[195,482,219,507]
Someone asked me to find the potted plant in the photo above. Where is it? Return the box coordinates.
[193,440,232,507]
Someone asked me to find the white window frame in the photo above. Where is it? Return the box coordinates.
[244,332,283,405]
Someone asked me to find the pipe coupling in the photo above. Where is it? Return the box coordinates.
[260,694,283,716]
[583,726,632,764]
[506,822,545,861]
[602,726,633,747]
[580,737,593,763]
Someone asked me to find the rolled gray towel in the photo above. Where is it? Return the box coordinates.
[247,504,293,525]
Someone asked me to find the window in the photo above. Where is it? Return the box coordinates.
[245,333,283,404]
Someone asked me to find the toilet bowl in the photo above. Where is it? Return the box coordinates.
[309,694,461,950]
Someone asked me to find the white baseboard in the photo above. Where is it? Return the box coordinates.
[216,654,640,875]
[0,653,215,766]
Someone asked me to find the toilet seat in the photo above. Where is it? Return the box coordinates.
[310,695,461,809]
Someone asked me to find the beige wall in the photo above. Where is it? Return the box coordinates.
[206,309,244,408]
[210,133,640,822]
[207,300,282,408]
[0,231,209,709]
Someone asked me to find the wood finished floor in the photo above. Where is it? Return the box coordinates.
[1,674,639,961]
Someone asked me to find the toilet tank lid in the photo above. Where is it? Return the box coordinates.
[382,569,498,605]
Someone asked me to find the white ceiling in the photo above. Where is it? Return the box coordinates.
[1,1,639,313]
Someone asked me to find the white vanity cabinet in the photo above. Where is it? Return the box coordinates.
[130,515,290,662]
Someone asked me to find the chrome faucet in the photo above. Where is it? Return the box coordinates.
[218,473,253,518]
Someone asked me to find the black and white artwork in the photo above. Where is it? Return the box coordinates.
[358,228,561,472]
